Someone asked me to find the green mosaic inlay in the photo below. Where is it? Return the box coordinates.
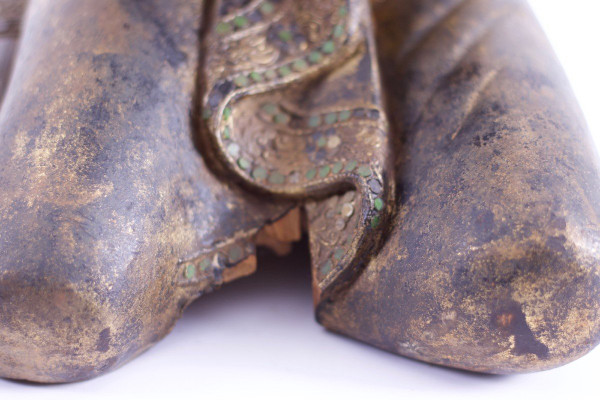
[374,197,384,211]
[200,258,211,271]
[250,71,263,82]
[371,215,381,229]
[202,108,212,120]
[223,107,232,120]
[238,157,251,170]
[339,110,351,121]
[332,161,343,174]
[322,41,335,54]
[278,65,292,77]
[334,248,345,261]
[333,24,344,38]
[325,112,338,124]
[345,160,358,171]
[216,22,231,35]
[293,59,308,71]
[252,167,267,180]
[184,264,195,279]
[274,113,290,125]
[322,259,333,274]
[339,6,348,16]
[233,16,249,29]
[305,168,317,180]
[234,75,249,87]
[262,103,278,115]
[316,137,327,148]
[268,171,285,184]
[229,246,243,263]
[260,1,274,14]
[319,165,331,178]
[278,30,293,42]
[308,51,323,64]
[308,115,321,127]
[223,126,231,139]
[357,165,372,177]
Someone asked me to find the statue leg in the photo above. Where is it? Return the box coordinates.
[0,0,294,382]
[316,0,600,373]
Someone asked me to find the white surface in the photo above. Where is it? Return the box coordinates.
[2,1,600,398]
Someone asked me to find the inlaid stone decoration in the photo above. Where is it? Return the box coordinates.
[1,0,600,384]
[200,0,393,300]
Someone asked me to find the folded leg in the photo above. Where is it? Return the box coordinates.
[316,0,600,373]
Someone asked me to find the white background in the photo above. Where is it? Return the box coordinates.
[2,1,600,398]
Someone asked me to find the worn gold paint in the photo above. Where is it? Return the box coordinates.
[0,0,599,384]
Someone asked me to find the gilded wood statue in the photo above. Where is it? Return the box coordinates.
[0,0,599,382]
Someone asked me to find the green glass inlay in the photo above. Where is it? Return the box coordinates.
[293,59,308,71]
[325,112,338,124]
[274,113,290,125]
[202,108,212,120]
[268,171,285,184]
[371,215,381,229]
[357,165,372,177]
[374,197,384,211]
[233,16,249,28]
[339,6,348,16]
[184,264,195,279]
[322,41,335,54]
[308,51,323,64]
[345,160,358,171]
[200,258,211,271]
[229,246,243,263]
[265,70,277,80]
[278,65,292,77]
[332,161,343,174]
[252,167,267,180]
[305,168,317,180]
[316,137,327,148]
[308,115,321,127]
[250,71,263,82]
[262,103,278,115]
[322,259,333,275]
[223,107,232,121]
[339,110,351,121]
[278,30,293,42]
[238,157,251,170]
[222,126,231,139]
[319,165,331,178]
[260,1,274,14]
[334,248,345,261]
[216,22,231,35]
[227,142,240,157]
[333,24,344,38]
[234,75,249,87]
